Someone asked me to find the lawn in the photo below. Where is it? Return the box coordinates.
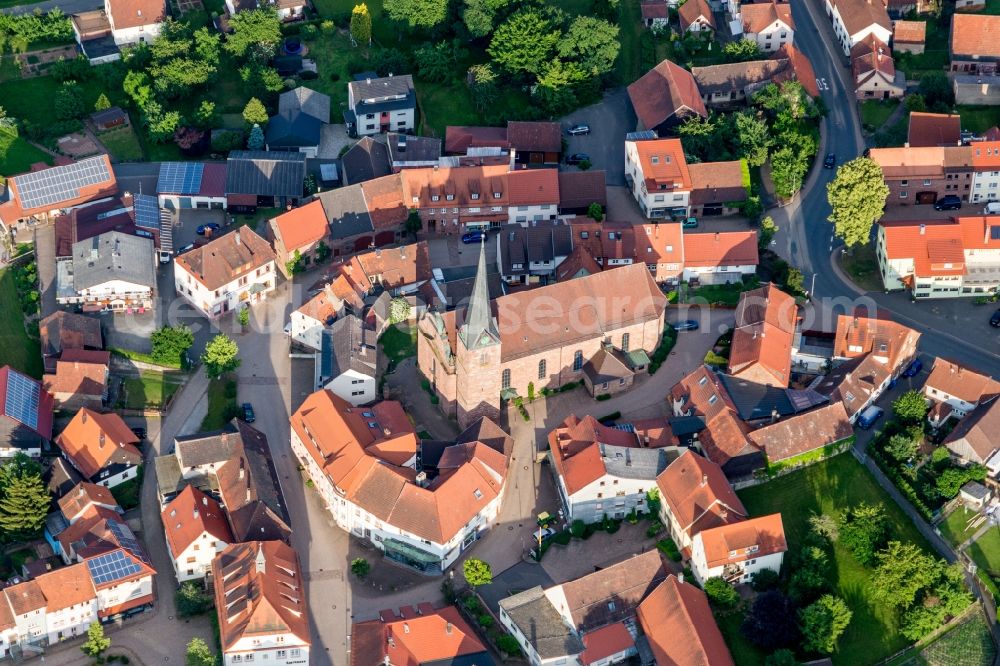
[0,269,42,378]
[967,526,1000,576]
[200,375,239,431]
[733,453,937,666]
[894,17,949,78]
[0,130,51,177]
[380,323,416,363]
[111,468,142,510]
[302,30,355,110]
[938,505,984,548]
[838,243,883,292]
[119,370,184,410]
[98,126,144,162]
[617,0,644,85]
[0,76,105,122]
[860,99,900,131]
[956,106,1000,134]
[686,279,759,307]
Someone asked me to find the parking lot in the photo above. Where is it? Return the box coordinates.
[560,88,635,187]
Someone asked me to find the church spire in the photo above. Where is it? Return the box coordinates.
[459,238,500,351]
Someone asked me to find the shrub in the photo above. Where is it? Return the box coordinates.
[656,538,681,561]
[350,557,370,578]
[496,634,521,656]
[477,614,494,628]
[596,393,612,401]
[462,595,483,614]
[646,521,664,538]
[751,568,780,591]
[704,577,740,610]
[175,582,213,616]
[571,520,586,538]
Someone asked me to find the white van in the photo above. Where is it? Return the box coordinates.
[984,202,1000,215]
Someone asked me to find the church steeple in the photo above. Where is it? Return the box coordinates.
[459,239,500,351]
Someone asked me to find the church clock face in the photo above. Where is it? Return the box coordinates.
[478,332,493,348]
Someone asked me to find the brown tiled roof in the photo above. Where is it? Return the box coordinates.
[852,35,896,80]
[832,0,891,37]
[696,513,786,568]
[682,231,758,268]
[747,402,853,461]
[908,112,961,147]
[4,579,46,616]
[443,126,509,154]
[641,2,668,19]
[688,161,747,204]
[43,357,107,397]
[548,414,643,494]
[691,59,787,95]
[558,171,607,210]
[774,44,820,98]
[351,241,431,292]
[58,481,120,521]
[742,1,794,34]
[559,550,668,631]
[951,14,1000,59]
[655,450,747,539]
[508,169,561,205]
[107,0,165,29]
[637,576,735,666]
[893,19,926,44]
[161,485,233,557]
[507,121,561,153]
[269,200,329,253]
[925,358,1000,405]
[174,227,276,291]
[35,563,96,612]
[627,60,708,130]
[39,311,103,358]
[669,366,757,467]
[728,284,797,387]
[350,605,488,666]
[946,397,1000,461]
[679,0,715,32]
[56,408,141,480]
[833,313,920,370]
[556,245,603,281]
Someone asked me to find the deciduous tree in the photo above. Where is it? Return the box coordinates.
[557,16,619,78]
[81,621,111,658]
[741,590,800,651]
[55,81,85,120]
[384,0,448,29]
[770,146,809,199]
[871,541,938,610]
[893,390,928,424]
[724,39,761,62]
[201,333,241,379]
[186,638,215,666]
[704,577,740,610]
[488,9,559,76]
[735,111,772,167]
[225,8,282,62]
[463,558,493,587]
[827,157,889,248]
[886,432,920,463]
[838,502,889,566]
[799,595,852,654]
[151,324,194,366]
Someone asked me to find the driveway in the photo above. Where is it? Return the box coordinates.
[560,88,634,187]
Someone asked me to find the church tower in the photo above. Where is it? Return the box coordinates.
[455,240,502,429]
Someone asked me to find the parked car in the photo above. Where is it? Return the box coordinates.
[823,153,836,169]
[533,527,557,542]
[566,124,590,136]
[934,195,962,211]
[985,202,1000,215]
[461,231,487,244]
[158,250,172,264]
[196,222,221,236]
[673,320,699,331]
[566,153,590,165]
[242,403,255,423]
[283,322,292,336]
[177,242,195,254]
[682,217,698,228]
[857,405,884,430]
[902,358,923,377]
[991,308,1000,327]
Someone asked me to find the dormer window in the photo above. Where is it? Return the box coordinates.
[411,196,418,204]
[580,231,589,239]
[471,193,479,200]
[666,244,673,252]
[446,194,455,201]
[651,156,659,164]
[493,191,501,199]
[708,394,718,405]
[432,195,439,202]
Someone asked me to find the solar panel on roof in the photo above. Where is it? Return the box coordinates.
[14,156,112,211]
[156,162,205,195]
[133,194,160,230]
[612,423,636,433]
[108,520,148,563]
[86,550,143,585]
[4,369,39,431]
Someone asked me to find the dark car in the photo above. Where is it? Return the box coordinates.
[673,320,699,331]
[566,153,590,165]
[242,403,255,423]
[130,427,147,440]
[902,358,923,377]
[934,195,962,211]
[991,308,1000,327]
[461,231,487,244]
[196,222,221,236]
[566,124,590,136]
[823,153,836,169]
[177,242,195,254]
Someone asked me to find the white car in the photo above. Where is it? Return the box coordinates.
[533,527,557,542]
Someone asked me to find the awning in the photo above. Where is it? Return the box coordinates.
[382,538,440,564]
[249,282,268,294]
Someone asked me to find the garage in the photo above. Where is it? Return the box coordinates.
[354,236,373,252]
[701,204,724,216]
[374,230,396,246]
[916,192,937,205]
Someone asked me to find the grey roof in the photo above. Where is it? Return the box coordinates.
[174,427,241,468]
[320,314,378,381]
[265,110,322,148]
[278,87,331,124]
[341,137,391,185]
[458,241,500,351]
[600,444,675,480]
[718,373,828,422]
[69,231,155,291]
[386,132,441,165]
[962,480,990,500]
[225,150,306,198]
[316,184,375,240]
[499,223,573,276]
[499,587,584,659]
[349,74,416,115]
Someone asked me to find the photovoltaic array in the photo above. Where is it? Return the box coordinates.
[86,550,143,585]
[14,156,112,210]
[133,194,160,230]
[156,162,204,195]
[3,370,39,431]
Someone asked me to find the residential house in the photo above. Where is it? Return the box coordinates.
[105,0,165,46]
[876,216,1000,297]
[268,200,331,278]
[691,52,817,107]
[507,121,562,167]
[923,358,1000,425]
[346,74,416,136]
[350,605,493,666]
[851,35,905,99]
[498,551,669,666]
[681,231,759,284]
[679,0,716,33]
[0,365,54,458]
[655,450,749,552]
[746,401,854,464]
[4,563,98,648]
[627,60,708,134]
[548,414,680,523]
[44,457,86,499]
[970,141,1000,202]
[641,1,669,27]
[161,485,233,583]
[496,221,573,284]
[690,514,786,585]
[868,145,974,205]
[0,155,117,233]
[950,14,1000,75]
[266,88,330,157]
[53,194,164,259]
[688,161,749,217]
[212,541,310,665]
[631,222,683,283]
[893,19,926,54]
[72,10,120,64]
[582,344,650,398]
[341,137,392,185]
[636,576,735,666]
[318,315,379,404]
[57,231,156,311]
[173,227,277,318]
[156,162,228,210]
[42,349,110,410]
[290,391,512,573]
[624,138,693,219]
[824,0,892,56]
[740,1,794,51]
[443,126,510,155]
[728,284,797,387]
[225,151,306,211]
[382,132,439,171]
[55,408,141,488]
[39,311,103,375]
[944,396,1000,468]
[558,171,608,215]
[908,112,961,147]
[315,184,378,254]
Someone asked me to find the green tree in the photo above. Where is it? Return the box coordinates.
[463,558,493,588]
[405,209,422,237]
[315,241,331,262]
[94,92,112,111]
[764,649,799,666]
[55,81,85,120]
[799,595,853,654]
[350,3,372,46]
[759,216,778,248]
[900,562,972,640]
[557,16,620,77]
[151,324,194,366]
[0,467,49,536]
[871,541,938,610]
[248,123,265,150]
[124,70,154,109]
[201,333,241,379]
[415,42,457,83]
[905,94,926,113]
[838,502,889,566]
[770,146,809,199]
[736,111,772,168]
[788,543,831,603]
[238,306,250,328]
[704,577,740,610]
[645,488,661,515]
[81,621,111,658]
[351,557,370,578]
[751,568,780,591]
[186,638,216,666]
[724,39,762,62]
[488,9,560,76]
[468,63,499,113]
[388,298,411,324]
[225,8,282,62]
[937,464,987,498]
[588,202,604,221]
[886,432,920,463]
[242,97,269,126]
[194,100,218,129]
[496,634,521,656]
[827,157,889,248]
[893,390,928,424]
[918,72,954,112]
[385,0,448,28]
[176,581,213,616]
[143,101,182,143]
[462,0,511,37]
[534,59,586,116]
[741,590,800,651]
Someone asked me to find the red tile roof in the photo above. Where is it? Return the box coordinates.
[161,485,233,558]
[507,121,561,153]
[270,200,329,253]
[35,563,96,612]
[627,60,708,130]
[747,402,854,461]
[951,14,1000,59]
[350,605,487,666]
[58,481,120,521]
[548,414,649,495]
[728,284,797,387]
[681,231,758,268]
[925,358,1000,404]
[633,138,693,190]
[174,227,276,291]
[43,357,107,398]
[641,1,668,19]
[108,0,165,29]
[880,216,1000,278]
[688,161,748,204]
[656,450,747,539]
[894,19,926,44]
[679,0,715,32]
[443,126,510,154]
[971,140,1000,168]
[832,0,891,37]
[637,576,735,666]
[508,169,561,205]
[669,366,757,468]
[55,408,141,479]
[908,112,961,147]
[774,44,820,98]
[741,1,794,34]
[696,513,786,568]
[580,622,635,665]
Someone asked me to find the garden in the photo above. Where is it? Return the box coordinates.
[116,370,185,410]
[0,265,42,379]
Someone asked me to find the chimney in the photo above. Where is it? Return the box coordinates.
[701,473,708,486]
[919,224,925,235]
[403,623,410,634]
[366,77,372,84]
[99,433,105,448]
[445,622,453,635]
[193,508,199,520]
[239,458,245,479]
[415,471,428,488]
[246,487,251,503]
[383,426,391,436]
[678,572,685,585]
[235,232,241,246]
[203,496,208,506]
[771,407,779,423]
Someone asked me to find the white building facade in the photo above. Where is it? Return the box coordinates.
[174,259,276,318]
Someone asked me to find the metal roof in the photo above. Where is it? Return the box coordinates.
[225,151,307,198]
